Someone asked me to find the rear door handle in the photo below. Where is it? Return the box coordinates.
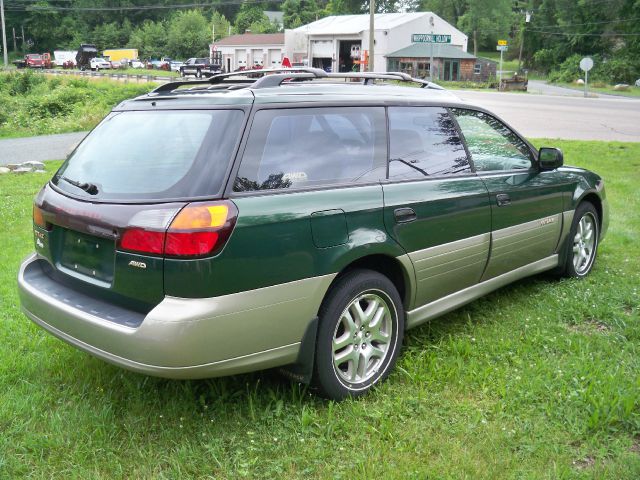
[394,207,417,223]
[496,193,511,207]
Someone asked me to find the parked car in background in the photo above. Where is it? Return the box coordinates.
[18,68,609,401]
[149,58,171,70]
[130,59,145,69]
[90,57,112,70]
[169,60,184,72]
[179,57,220,78]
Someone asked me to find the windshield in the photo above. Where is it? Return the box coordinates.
[93,58,106,62]
[29,55,42,60]
[52,110,244,202]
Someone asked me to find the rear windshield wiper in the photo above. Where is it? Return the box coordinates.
[60,176,99,195]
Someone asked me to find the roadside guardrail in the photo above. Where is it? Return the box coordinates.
[33,68,173,84]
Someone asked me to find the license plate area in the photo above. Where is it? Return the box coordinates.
[58,228,115,285]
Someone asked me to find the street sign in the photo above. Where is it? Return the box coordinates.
[498,40,508,46]
[580,57,594,98]
[580,57,593,72]
[496,45,508,51]
[412,34,451,44]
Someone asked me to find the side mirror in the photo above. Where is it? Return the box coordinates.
[539,147,563,170]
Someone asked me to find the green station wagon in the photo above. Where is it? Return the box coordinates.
[18,68,608,400]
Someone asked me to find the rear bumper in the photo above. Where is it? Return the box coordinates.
[18,254,334,379]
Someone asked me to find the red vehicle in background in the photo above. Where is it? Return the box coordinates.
[14,53,52,69]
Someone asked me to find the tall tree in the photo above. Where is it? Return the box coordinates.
[212,11,232,40]
[457,0,512,56]
[234,3,270,33]
[128,21,168,59]
[167,10,210,58]
[282,0,321,28]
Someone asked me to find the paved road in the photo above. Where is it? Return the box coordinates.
[527,80,593,97]
[0,88,638,165]
[0,131,87,166]
[455,90,640,142]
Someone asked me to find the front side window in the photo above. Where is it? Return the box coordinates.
[452,108,533,171]
[233,107,387,192]
[388,107,471,180]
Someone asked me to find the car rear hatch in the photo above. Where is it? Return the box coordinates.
[32,108,245,314]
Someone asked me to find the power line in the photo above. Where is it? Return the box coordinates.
[530,16,640,29]
[3,0,272,11]
[526,29,640,37]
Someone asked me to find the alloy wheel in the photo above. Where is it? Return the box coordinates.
[572,212,597,274]
[332,292,394,386]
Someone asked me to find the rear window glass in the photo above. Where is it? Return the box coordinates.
[233,107,387,192]
[52,110,243,201]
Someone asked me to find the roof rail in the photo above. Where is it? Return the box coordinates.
[327,72,443,89]
[150,67,328,94]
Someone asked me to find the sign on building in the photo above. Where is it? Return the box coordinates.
[411,34,452,44]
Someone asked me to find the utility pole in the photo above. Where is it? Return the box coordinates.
[429,16,434,81]
[12,26,16,52]
[21,25,25,53]
[1,0,8,67]
[368,0,374,72]
[517,11,531,73]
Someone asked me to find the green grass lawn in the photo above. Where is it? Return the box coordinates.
[477,50,521,72]
[1,140,639,478]
[117,67,179,77]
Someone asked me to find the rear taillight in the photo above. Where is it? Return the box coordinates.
[33,204,49,229]
[118,201,237,258]
[120,228,165,255]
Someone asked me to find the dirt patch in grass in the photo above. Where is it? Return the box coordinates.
[567,319,611,335]
[572,456,596,469]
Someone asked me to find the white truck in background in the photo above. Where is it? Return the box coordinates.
[53,50,78,67]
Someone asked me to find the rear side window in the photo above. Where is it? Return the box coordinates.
[388,107,470,180]
[233,107,387,192]
[53,110,243,201]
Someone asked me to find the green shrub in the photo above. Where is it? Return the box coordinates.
[0,72,155,137]
[547,54,584,83]
[548,53,640,85]
[0,70,47,95]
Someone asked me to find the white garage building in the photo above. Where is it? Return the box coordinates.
[213,33,285,72]
[284,13,468,73]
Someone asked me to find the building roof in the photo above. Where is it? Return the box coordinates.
[387,43,476,59]
[215,33,285,46]
[294,13,452,35]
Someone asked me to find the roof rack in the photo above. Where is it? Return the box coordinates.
[326,72,443,89]
[149,67,443,95]
[150,67,328,94]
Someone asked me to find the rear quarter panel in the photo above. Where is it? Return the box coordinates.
[163,185,408,298]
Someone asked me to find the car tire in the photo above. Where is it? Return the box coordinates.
[559,202,600,278]
[312,269,404,401]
